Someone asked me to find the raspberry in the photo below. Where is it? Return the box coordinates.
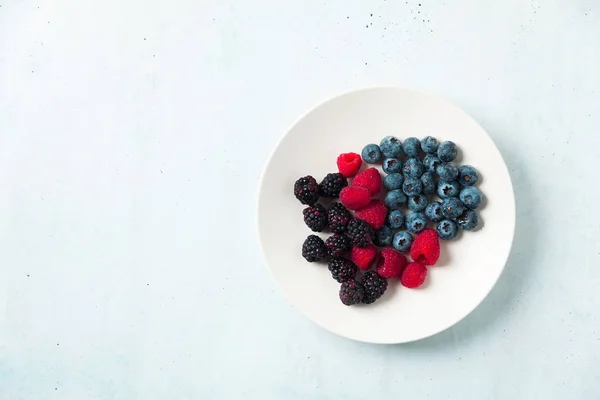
[376,247,407,279]
[327,202,351,234]
[339,186,371,210]
[293,176,320,205]
[319,173,348,198]
[302,235,327,262]
[352,168,382,195]
[337,152,362,178]
[302,204,328,232]
[410,228,440,266]
[346,219,374,248]
[354,199,387,230]
[361,271,388,304]
[400,262,428,288]
[339,279,364,305]
[328,257,358,283]
[350,244,377,270]
[325,233,351,257]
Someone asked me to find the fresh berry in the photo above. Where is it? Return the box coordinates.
[437,141,457,162]
[374,226,393,247]
[325,234,351,257]
[459,186,483,209]
[400,262,428,288]
[420,172,435,195]
[403,158,425,178]
[355,199,387,230]
[425,201,444,222]
[361,144,382,164]
[437,180,460,199]
[384,189,408,209]
[361,271,388,304]
[382,157,402,174]
[303,204,328,232]
[421,136,440,154]
[294,176,320,205]
[392,231,413,252]
[387,210,405,229]
[402,137,421,158]
[319,173,348,198]
[410,229,440,266]
[380,136,403,158]
[340,186,371,210]
[436,163,458,181]
[403,177,423,196]
[458,165,479,186]
[346,219,375,248]
[328,257,358,283]
[383,173,404,190]
[441,197,465,219]
[350,244,378,270]
[337,152,362,178]
[436,219,458,240]
[376,247,407,279]
[339,279,364,305]
[406,212,427,234]
[457,209,479,231]
[328,202,351,233]
[408,194,429,212]
[352,168,382,195]
[302,235,327,262]
[423,154,441,173]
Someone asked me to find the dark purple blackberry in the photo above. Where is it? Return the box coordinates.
[339,279,364,305]
[301,235,327,262]
[325,234,351,257]
[327,202,351,234]
[294,175,320,205]
[319,173,348,198]
[302,204,327,232]
[328,257,358,283]
[361,271,388,304]
[346,219,374,248]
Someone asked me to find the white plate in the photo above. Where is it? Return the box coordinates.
[257,87,515,344]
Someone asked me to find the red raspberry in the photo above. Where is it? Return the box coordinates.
[350,244,378,270]
[410,229,440,266]
[376,247,407,279]
[352,167,382,195]
[337,152,362,178]
[355,199,387,230]
[340,186,371,210]
[400,262,428,288]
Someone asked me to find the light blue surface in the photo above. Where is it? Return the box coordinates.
[1,1,599,399]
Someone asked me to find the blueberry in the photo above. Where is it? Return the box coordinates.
[436,163,458,181]
[421,136,440,154]
[384,189,408,209]
[436,219,458,240]
[457,210,479,231]
[387,210,405,229]
[437,180,460,199]
[382,157,402,174]
[403,177,423,196]
[393,231,414,252]
[380,136,404,158]
[403,157,424,178]
[402,137,421,158]
[459,186,483,209]
[408,194,429,212]
[458,165,479,186]
[420,172,435,195]
[437,141,457,162]
[423,154,441,173]
[361,144,382,164]
[383,173,404,190]
[406,212,427,234]
[374,225,393,247]
[425,201,444,222]
[441,197,465,219]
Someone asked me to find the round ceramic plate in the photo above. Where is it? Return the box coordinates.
[257,87,515,344]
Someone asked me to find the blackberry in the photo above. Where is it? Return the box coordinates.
[339,279,364,305]
[294,175,320,205]
[361,271,388,304]
[303,204,328,232]
[325,233,351,257]
[346,219,374,248]
[319,173,348,198]
[327,202,351,233]
[302,235,327,262]
[328,257,358,283]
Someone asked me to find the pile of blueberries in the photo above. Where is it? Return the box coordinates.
[361,136,483,249]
